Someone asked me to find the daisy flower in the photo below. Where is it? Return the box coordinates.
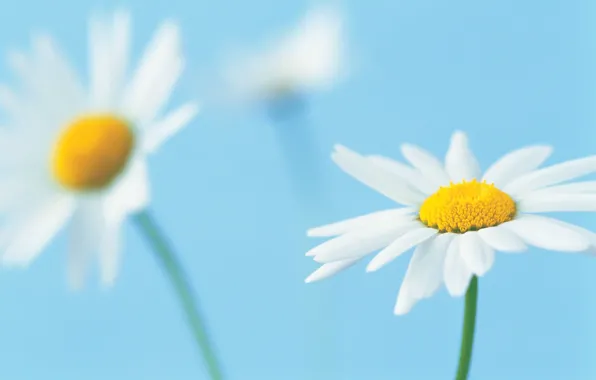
[221,5,345,105]
[305,131,596,315]
[0,11,198,287]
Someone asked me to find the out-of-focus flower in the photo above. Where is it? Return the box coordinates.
[221,5,345,107]
[0,11,198,287]
[305,131,596,315]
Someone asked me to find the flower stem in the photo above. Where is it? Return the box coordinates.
[134,210,224,380]
[455,276,478,380]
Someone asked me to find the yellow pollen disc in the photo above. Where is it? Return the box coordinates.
[418,179,516,233]
[51,114,135,191]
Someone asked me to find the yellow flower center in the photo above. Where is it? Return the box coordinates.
[418,179,516,233]
[51,114,135,191]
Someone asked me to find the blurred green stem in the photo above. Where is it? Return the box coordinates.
[455,276,478,380]
[134,210,224,380]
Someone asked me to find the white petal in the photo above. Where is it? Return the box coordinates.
[459,232,495,276]
[0,85,21,119]
[307,208,415,238]
[0,84,44,137]
[332,145,426,205]
[367,155,436,194]
[110,11,131,96]
[0,174,49,214]
[477,225,528,253]
[444,131,481,182]
[503,156,596,197]
[522,181,596,196]
[502,214,591,252]
[5,39,81,134]
[6,49,58,126]
[122,21,183,125]
[310,223,416,262]
[443,235,473,296]
[223,5,343,100]
[400,143,450,187]
[31,35,85,122]
[106,158,150,219]
[304,258,360,283]
[399,233,453,299]
[67,198,105,289]
[89,11,130,109]
[142,102,200,153]
[1,195,75,266]
[98,211,123,287]
[394,286,418,315]
[89,14,110,106]
[560,224,596,254]
[518,194,596,213]
[482,146,552,187]
[366,227,437,272]
[282,5,343,88]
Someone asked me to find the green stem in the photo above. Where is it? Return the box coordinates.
[455,276,478,380]
[134,210,224,380]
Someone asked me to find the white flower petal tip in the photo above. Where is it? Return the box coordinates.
[100,277,117,289]
[331,144,427,205]
[332,144,351,154]
[364,265,381,273]
[305,258,360,283]
[308,223,408,264]
[394,294,416,316]
[0,257,30,268]
[143,102,201,153]
[304,271,323,283]
[445,130,481,182]
[396,233,452,305]
[154,20,181,41]
[306,208,416,238]
[312,254,333,263]
[0,237,37,269]
[450,130,468,143]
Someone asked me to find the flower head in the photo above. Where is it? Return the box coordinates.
[305,131,596,315]
[221,5,345,105]
[0,11,198,287]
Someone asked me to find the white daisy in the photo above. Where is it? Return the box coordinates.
[305,131,596,315]
[0,11,198,287]
[221,5,344,104]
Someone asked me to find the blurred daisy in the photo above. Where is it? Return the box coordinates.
[221,5,344,109]
[0,11,198,287]
[305,131,596,315]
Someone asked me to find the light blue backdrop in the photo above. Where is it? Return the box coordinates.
[0,0,594,379]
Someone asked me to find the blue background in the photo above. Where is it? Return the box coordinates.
[0,0,594,379]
